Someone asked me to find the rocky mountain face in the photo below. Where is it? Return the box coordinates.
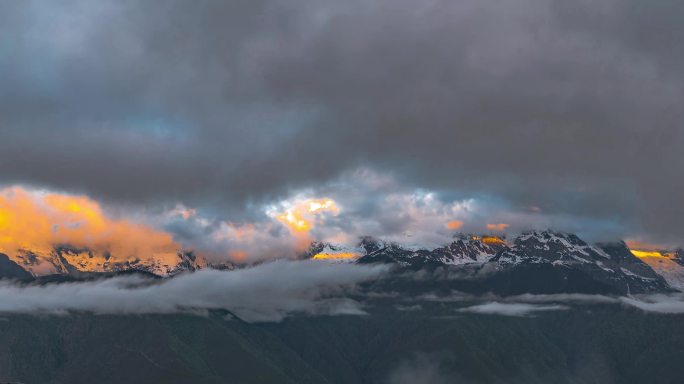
[357,234,506,267]
[492,232,669,293]
[0,253,32,280]
[674,249,684,266]
[356,231,671,294]
[3,306,684,384]
[632,247,684,291]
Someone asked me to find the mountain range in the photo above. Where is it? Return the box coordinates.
[314,230,681,294]
[2,230,682,295]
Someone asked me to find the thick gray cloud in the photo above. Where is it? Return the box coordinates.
[619,293,684,314]
[0,261,388,322]
[1,0,683,243]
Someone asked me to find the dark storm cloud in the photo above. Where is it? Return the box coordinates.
[1,0,683,243]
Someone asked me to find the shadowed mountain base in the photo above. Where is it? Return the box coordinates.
[1,305,683,384]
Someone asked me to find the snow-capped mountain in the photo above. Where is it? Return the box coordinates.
[492,231,608,264]
[356,234,506,267]
[354,230,671,294]
[0,231,680,294]
[632,248,684,290]
[304,234,507,267]
[303,241,365,263]
[301,231,674,294]
[4,245,206,277]
[675,249,684,266]
[491,231,668,293]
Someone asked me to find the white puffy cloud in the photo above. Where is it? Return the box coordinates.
[457,302,569,316]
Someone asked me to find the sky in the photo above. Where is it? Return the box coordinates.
[1,0,683,262]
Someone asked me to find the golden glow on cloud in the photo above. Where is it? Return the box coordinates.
[446,220,464,230]
[265,197,341,253]
[168,204,197,220]
[277,210,311,232]
[229,250,248,262]
[486,223,509,231]
[312,252,358,260]
[0,186,179,260]
[272,198,339,234]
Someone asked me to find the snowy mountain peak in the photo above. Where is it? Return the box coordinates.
[6,245,206,277]
[356,234,507,267]
[516,230,586,247]
[674,249,684,267]
[355,232,671,293]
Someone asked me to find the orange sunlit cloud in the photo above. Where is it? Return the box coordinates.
[446,220,464,230]
[210,222,289,261]
[267,197,341,251]
[271,198,339,234]
[486,223,509,231]
[210,199,341,263]
[167,204,197,220]
[228,250,249,262]
[0,186,180,262]
[625,240,666,252]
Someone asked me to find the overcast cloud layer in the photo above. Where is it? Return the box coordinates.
[2,265,682,321]
[1,0,683,245]
[0,261,388,322]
